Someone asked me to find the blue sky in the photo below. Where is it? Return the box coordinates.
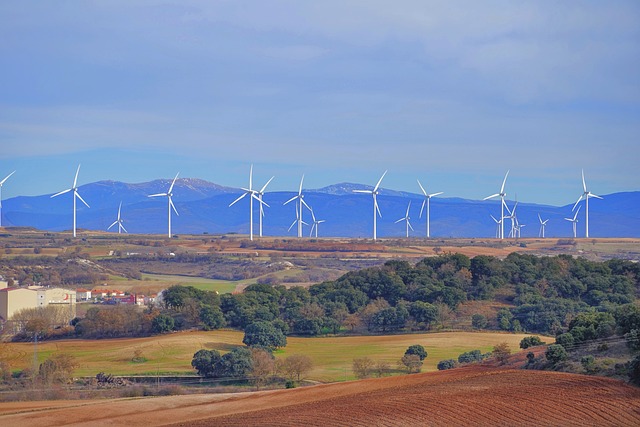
[1,1,638,205]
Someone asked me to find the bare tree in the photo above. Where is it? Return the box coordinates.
[280,354,313,383]
[250,348,275,390]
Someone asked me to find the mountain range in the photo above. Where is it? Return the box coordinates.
[2,178,639,238]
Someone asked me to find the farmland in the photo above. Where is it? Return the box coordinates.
[2,330,541,381]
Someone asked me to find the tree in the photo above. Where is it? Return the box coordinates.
[404,344,427,361]
[200,305,225,330]
[629,355,640,386]
[37,353,78,384]
[519,336,545,349]
[545,344,568,365]
[352,357,375,379]
[625,329,640,352]
[471,314,488,329]
[243,321,287,350]
[492,342,511,364]
[152,314,175,334]
[280,354,313,382]
[400,354,423,373]
[437,359,457,370]
[458,350,484,364]
[373,360,390,377]
[215,347,253,379]
[555,333,575,350]
[191,349,221,378]
[250,347,275,390]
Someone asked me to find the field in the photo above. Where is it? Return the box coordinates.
[1,365,639,426]
[3,330,544,381]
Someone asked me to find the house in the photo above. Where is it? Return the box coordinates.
[0,286,76,322]
[76,288,92,301]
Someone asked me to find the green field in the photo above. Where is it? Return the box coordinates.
[4,330,547,382]
[140,274,239,294]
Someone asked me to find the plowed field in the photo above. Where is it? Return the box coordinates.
[2,366,639,426]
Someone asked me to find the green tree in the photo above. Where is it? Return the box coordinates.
[243,321,287,350]
[404,344,427,361]
[520,336,545,349]
[555,333,575,350]
[629,355,640,386]
[215,347,253,378]
[625,329,640,352]
[152,314,175,334]
[545,344,568,365]
[191,349,221,378]
[471,314,488,329]
[458,349,484,364]
[437,359,457,370]
[200,305,225,330]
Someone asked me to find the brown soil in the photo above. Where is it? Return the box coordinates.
[2,366,639,426]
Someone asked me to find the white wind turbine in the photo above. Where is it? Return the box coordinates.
[395,201,414,238]
[565,205,581,238]
[573,169,602,238]
[353,171,387,241]
[483,170,509,239]
[148,173,179,238]
[284,175,310,238]
[51,165,90,238]
[504,201,518,238]
[309,207,326,238]
[256,176,274,237]
[0,171,16,227]
[538,214,549,238]
[417,180,443,238]
[288,202,308,235]
[490,215,502,238]
[228,165,267,241]
[515,222,525,238]
[107,202,128,234]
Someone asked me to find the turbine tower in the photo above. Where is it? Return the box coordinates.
[538,214,549,238]
[284,175,310,238]
[0,171,16,227]
[256,176,274,237]
[353,170,387,241]
[288,203,308,235]
[107,202,128,234]
[51,165,90,238]
[565,206,581,238]
[148,173,179,238]
[573,169,602,238]
[483,170,509,239]
[395,201,414,238]
[228,165,267,241]
[417,180,443,238]
[309,207,326,238]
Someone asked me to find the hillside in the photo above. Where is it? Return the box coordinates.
[2,178,639,238]
[1,366,639,426]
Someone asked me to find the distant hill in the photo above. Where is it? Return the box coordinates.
[3,178,639,238]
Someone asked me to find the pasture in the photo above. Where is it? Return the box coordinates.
[4,330,544,381]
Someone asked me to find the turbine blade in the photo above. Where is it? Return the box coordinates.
[353,190,373,194]
[229,193,247,207]
[500,170,509,193]
[301,220,309,226]
[249,164,253,191]
[301,198,312,211]
[538,213,542,224]
[405,201,411,217]
[108,220,118,230]
[483,194,500,201]
[590,193,603,200]
[283,195,298,205]
[373,170,387,192]
[417,179,427,196]
[375,198,382,218]
[298,174,304,195]
[395,218,404,223]
[168,172,180,193]
[288,219,297,232]
[419,200,426,218]
[170,197,179,216]
[118,202,122,219]
[260,176,275,193]
[73,164,81,188]
[408,221,414,231]
[252,193,269,207]
[0,171,16,186]
[431,192,443,197]
[75,191,90,208]
[490,215,499,223]
[582,169,587,193]
[148,193,167,198]
[51,188,72,198]
[572,195,583,211]
[120,223,128,233]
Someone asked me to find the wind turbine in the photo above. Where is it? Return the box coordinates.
[417,180,443,238]
[490,215,502,238]
[309,207,326,238]
[573,169,602,238]
[51,165,90,238]
[504,201,518,239]
[565,205,581,238]
[483,170,509,239]
[515,223,525,238]
[228,165,267,241]
[256,176,274,237]
[148,173,179,238]
[0,171,16,227]
[353,170,387,241]
[538,214,549,238]
[288,203,308,235]
[284,175,310,238]
[107,202,128,234]
[395,201,414,238]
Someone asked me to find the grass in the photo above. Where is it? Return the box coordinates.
[140,274,238,294]
[4,330,548,382]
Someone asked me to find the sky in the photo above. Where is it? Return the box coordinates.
[1,1,639,206]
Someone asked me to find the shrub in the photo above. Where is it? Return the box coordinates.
[545,344,568,365]
[191,349,221,378]
[458,350,484,364]
[520,336,545,349]
[151,314,175,334]
[437,359,457,370]
[555,333,575,350]
[243,321,287,350]
[352,357,375,379]
[629,355,640,386]
[400,354,423,373]
[625,329,640,352]
[492,342,511,364]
